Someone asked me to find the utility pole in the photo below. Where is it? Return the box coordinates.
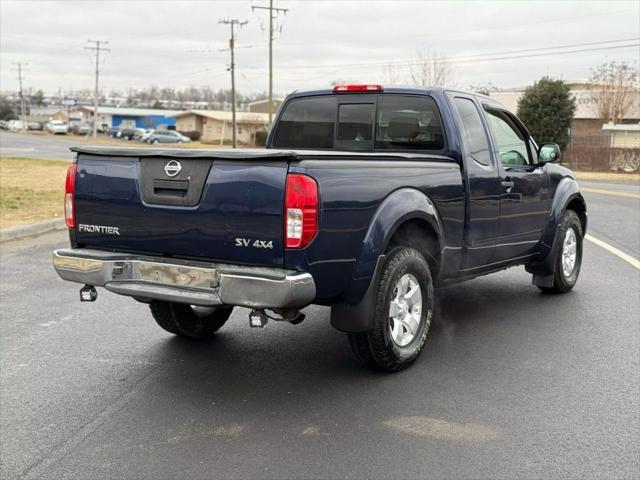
[85,39,110,138]
[12,62,28,130]
[252,1,288,125]
[218,18,247,148]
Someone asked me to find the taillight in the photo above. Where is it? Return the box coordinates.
[285,173,318,249]
[333,84,383,93]
[64,163,77,229]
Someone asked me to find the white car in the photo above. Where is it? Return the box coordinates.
[7,120,26,131]
[47,120,68,135]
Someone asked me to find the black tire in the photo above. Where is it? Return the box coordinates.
[149,302,233,338]
[347,247,434,372]
[538,209,583,294]
[152,139,159,144]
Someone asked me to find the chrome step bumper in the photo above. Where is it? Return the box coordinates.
[52,248,316,308]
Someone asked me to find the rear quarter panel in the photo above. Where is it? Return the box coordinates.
[285,157,464,302]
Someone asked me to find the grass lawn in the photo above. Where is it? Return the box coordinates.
[0,157,68,229]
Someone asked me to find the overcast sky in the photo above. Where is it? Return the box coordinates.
[1,0,638,97]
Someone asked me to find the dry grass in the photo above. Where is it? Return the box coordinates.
[0,157,68,229]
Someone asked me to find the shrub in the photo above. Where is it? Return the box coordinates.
[179,130,201,141]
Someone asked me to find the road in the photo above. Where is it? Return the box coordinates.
[1,184,639,479]
[0,131,81,161]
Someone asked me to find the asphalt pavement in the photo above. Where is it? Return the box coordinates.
[1,182,639,479]
[0,131,79,161]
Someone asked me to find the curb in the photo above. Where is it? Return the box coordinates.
[0,219,66,243]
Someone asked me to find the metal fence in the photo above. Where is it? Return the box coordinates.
[563,131,640,172]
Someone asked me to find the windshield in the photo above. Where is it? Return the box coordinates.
[272,94,445,151]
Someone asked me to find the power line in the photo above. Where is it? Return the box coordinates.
[85,40,110,138]
[252,1,288,125]
[274,8,636,49]
[250,38,640,72]
[218,18,247,149]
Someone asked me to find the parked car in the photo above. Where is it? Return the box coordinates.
[71,123,92,135]
[53,85,587,372]
[27,121,44,131]
[138,129,154,142]
[106,126,123,138]
[120,127,147,141]
[8,120,26,131]
[46,120,68,135]
[145,130,190,144]
[0,120,10,130]
[155,124,176,131]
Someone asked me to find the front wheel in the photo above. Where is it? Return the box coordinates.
[149,302,233,338]
[347,247,434,372]
[538,209,583,294]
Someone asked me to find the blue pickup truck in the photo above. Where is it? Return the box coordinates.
[53,85,586,371]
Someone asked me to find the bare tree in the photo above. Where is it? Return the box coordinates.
[587,60,639,123]
[467,82,500,96]
[409,51,457,87]
[381,63,402,85]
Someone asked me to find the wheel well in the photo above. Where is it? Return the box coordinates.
[386,219,441,279]
[566,198,587,234]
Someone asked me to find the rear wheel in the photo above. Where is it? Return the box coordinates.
[152,139,159,144]
[149,302,233,338]
[347,247,434,372]
[538,209,583,294]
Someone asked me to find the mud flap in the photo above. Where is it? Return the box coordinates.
[330,255,385,333]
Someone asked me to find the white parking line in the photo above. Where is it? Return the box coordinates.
[585,234,640,270]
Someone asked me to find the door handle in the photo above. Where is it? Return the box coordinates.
[502,177,514,193]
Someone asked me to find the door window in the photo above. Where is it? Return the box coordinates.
[452,97,492,166]
[484,109,531,166]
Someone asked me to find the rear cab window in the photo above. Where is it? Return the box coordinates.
[272,96,336,149]
[272,93,445,152]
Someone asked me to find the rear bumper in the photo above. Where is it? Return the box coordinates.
[52,248,316,309]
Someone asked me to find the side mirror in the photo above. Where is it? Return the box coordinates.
[538,143,561,163]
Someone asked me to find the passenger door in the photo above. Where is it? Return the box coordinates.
[449,94,503,270]
[482,106,550,262]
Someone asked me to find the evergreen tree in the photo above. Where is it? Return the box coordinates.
[517,77,575,150]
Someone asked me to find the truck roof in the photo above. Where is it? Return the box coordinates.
[288,86,439,98]
[286,85,503,107]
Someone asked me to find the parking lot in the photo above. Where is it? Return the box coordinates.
[1,183,638,479]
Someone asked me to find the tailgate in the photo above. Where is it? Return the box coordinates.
[73,149,293,267]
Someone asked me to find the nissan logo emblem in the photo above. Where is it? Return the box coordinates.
[164,160,182,177]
